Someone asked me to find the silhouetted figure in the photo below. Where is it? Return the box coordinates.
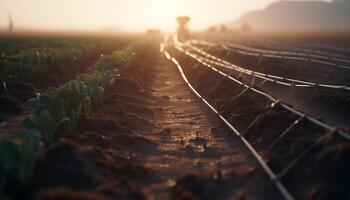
[8,14,13,33]
[177,16,190,41]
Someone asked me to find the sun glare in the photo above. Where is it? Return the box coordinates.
[147,0,189,32]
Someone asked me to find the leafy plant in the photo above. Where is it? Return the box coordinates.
[0,130,42,190]
[95,49,136,72]
[0,43,143,198]
[22,110,70,145]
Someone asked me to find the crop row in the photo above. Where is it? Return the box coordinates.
[0,44,143,198]
[0,37,132,90]
[0,37,130,56]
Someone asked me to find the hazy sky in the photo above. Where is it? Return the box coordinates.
[0,0,324,32]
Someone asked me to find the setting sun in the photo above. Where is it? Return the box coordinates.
[147,0,184,31]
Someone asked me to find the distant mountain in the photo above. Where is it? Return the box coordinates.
[230,0,350,31]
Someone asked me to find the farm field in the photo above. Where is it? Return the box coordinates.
[0,31,349,200]
[0,34,137,123]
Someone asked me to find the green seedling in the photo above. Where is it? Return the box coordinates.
[22,110,70,145]
[0,130,42,189]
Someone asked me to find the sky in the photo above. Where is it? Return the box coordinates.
[0,0,326,32]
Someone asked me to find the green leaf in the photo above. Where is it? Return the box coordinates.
[21,115,40,130]
[55,117,71,134]
[22,110,58,145]
[0,140,21,170]
[38,110,56,144]
[78,81,88,96]
[0,140,20,193]
[17,130,42,185]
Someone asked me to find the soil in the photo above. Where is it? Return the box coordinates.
[3,36,349,200]
[172,46,350,200]
[191,41,350,129]
[6,44,284,200]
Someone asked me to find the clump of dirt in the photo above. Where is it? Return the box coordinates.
[116,77,142,94]
[160,127,172,135]
[118,113,154,131]
[0,94,24,122]
[35,187,108,200]
[174,173,225,200]
[33,139,100,191]
[173,169,255,200]
[79,113,130,133]
[112,134,158,153]
[125,103,154,117]
[35,178,146,200]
